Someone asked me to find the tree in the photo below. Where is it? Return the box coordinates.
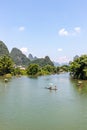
[0,56,13,75]
[60,65,69,72]
[13,67,21,75]
[42,65,55,74]
[69,55,87,79]
[26,64,39,75]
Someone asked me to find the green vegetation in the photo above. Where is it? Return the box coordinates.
[13,67,22,76]
[12,67,27,76]
[26,64,39,76]
[0,41,9,56]
[0,55,69,77]
[10,48,30,66]
[1,40,87,80]
[42,65,56,74]
[29,56,54,67]
[0,40,70,77]
[0,56,13,76]
[69,55,87,79]
[59,65,69,72]
[26,63,69,76]
[4,73,12,78]
[0,41,54,67]
[0,55,28,77]
[26,64,54,76]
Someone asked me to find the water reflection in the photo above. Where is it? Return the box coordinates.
[70,77,87,95]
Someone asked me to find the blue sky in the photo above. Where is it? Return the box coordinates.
[0,0,87,63]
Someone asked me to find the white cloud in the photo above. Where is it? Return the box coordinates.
[58,27,81,36]
[58,56,70,63]
[20,47,28,54]
[58,28,69,36]
[58,48,63,52]
[74,27,81,33]
[19,26,25,31]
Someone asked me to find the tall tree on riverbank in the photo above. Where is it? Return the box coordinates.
[0,56,13,75]
[26,64,39,76]
[69,55,87,79]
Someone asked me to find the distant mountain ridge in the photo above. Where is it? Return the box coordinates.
[0,40,54,67]
[28,53,38,61]
[10,48,30,66]
[29,56,54,67]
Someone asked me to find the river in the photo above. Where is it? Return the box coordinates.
[0,73,87,130]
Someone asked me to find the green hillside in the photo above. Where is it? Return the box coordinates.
[0,41,9,56]
[10,48,30,66]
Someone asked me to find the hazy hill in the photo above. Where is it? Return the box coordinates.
[10,48,30,66]
[53,61,60,66]
[0,41,9,56]
[30,56,54,67]
[28,53,38,61]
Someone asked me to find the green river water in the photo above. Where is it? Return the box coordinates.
[0,73,87,130]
